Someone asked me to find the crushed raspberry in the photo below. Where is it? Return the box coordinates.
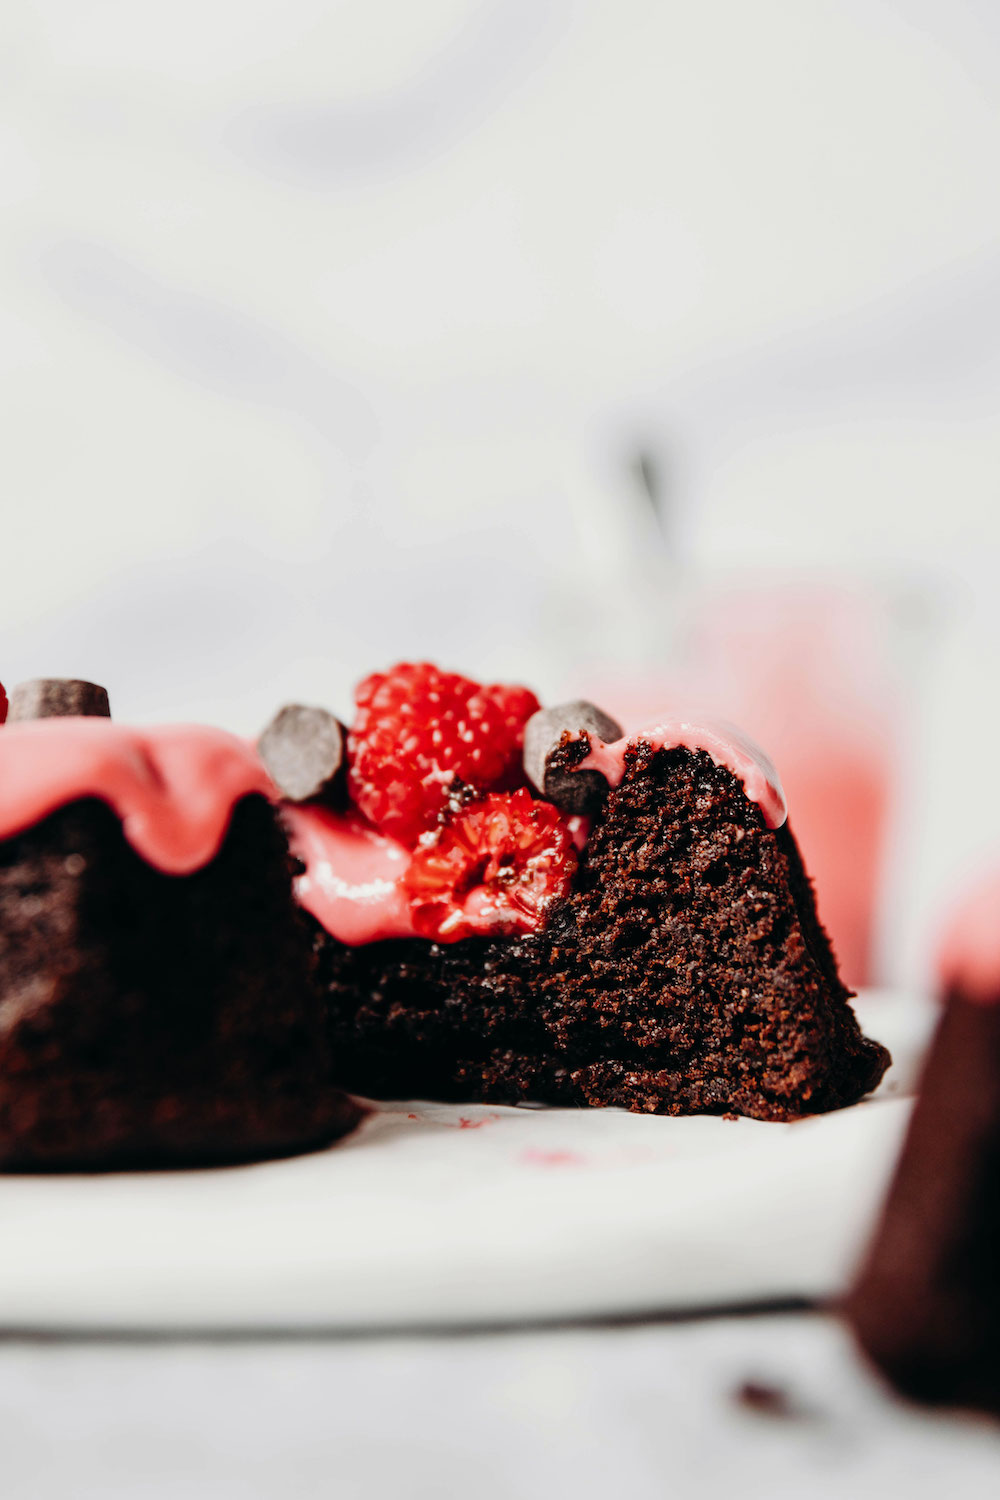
[402,787,577,941]
[347,662,540,845]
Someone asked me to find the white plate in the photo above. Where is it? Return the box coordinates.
[0,990,934,1333]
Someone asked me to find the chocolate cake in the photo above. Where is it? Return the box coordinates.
[262,662,889,1121]
[0,681,362,1170]
[846,871,1000,1414]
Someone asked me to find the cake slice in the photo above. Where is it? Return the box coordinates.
[846,871,1000,1414]
[0,681,362,1170]
[262,662,889,1121]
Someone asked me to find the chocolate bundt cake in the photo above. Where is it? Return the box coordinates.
[846,870,1000,1415]
[0,681,361,1170]
[261,662,889,1121]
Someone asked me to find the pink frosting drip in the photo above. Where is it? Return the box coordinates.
[936,871,1000,1006]
[579,717,787,829]
[0,720,275,874]
[281,804,420,944]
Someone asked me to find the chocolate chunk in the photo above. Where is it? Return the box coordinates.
[523,700,623,813]
[9,679,111,721]
[258,704,346,804]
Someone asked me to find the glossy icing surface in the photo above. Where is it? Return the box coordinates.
[579,718,787,829]
[937,870,1000,1006]
[0,720,275,874]
[281,804,420,944]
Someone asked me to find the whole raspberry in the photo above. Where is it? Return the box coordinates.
[402,787,577,941]
[347,662,540,845]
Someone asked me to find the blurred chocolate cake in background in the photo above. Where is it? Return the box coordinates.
[846,871,1000,1416]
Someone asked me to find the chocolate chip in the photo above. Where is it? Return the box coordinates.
[258,704,346,804]
[8,679,111,721]
[523,700,623,813]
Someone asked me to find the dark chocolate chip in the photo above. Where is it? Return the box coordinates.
[523,700,623,813]
[258,704,346,804]
[8,679,111,721]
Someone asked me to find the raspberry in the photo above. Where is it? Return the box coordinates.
[347,662,540,845]
[0,682,6,725]
[402,787,577,941]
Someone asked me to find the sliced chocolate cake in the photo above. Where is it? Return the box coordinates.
[262,662,889,1121]
[0,680,362,1170]
[846,871,1000,1415]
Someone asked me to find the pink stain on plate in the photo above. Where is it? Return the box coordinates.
[520,1148,588,1168]
[457,1114,500,1129]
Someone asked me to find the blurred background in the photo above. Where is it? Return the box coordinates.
[3,0,999,992]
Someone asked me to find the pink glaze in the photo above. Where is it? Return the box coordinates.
[936,871,1000,1006]
[0,719,275,874]
[520,1148,587,1167]
[281,803,420,944]
[578,718,787,829]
